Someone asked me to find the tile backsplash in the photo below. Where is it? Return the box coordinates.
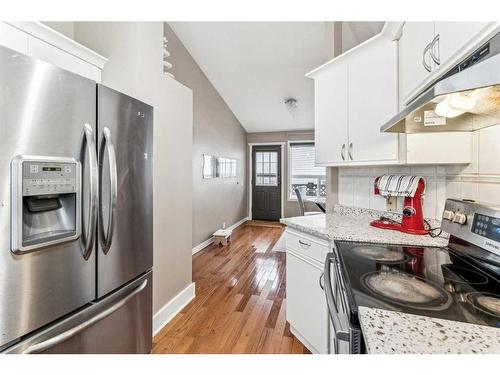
[336,125,500,220]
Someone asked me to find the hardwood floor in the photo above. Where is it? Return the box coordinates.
[152,221,311,354]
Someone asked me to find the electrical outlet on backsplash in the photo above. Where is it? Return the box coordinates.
[386,197,397,212]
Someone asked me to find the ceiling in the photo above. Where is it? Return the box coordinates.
[342,22,385,53]
[169,22,383,133]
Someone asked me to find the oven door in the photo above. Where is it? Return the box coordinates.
[324,252,362,354]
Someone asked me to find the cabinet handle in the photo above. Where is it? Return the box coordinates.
[298,239,311,248]
[422,42,432,72]
[341,144,345,161]
[348,142,353,160]
[319,273,325,290]
[430,34,440,65]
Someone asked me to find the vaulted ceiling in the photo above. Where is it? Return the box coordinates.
[169,22,383,133]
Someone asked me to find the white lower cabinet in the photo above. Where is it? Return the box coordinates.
[285,229,330,354]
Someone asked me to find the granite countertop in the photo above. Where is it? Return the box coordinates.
[358,306,500,354]
[280,205,449,247]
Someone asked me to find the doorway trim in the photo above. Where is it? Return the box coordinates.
[248,142,285,220]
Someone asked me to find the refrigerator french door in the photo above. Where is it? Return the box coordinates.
[96,85,153,298]
[0,45,153,353]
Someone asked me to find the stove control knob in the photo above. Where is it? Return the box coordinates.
[453,213,467,225]
[403,206,415,217]
[443,210,455,221]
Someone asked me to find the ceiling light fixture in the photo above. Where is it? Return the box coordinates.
[284,97,299,118]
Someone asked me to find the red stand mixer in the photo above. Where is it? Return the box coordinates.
[370,176,428,235]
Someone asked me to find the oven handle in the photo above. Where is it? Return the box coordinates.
[324,253,351,351]
[324,253,340,315]
[333,255,351,315]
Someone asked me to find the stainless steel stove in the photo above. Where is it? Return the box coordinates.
[324,199,500,354]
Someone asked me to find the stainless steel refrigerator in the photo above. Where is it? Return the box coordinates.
[0,45,153,353]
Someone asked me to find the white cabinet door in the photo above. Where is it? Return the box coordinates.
[0,22,29,54]
[398,22,435,104]
[28,37,100,82]
[286,250,329,354]
[314,63,348,165]
[348,38,398,162]
[434,22,489,67]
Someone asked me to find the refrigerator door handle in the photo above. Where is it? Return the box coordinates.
[22,278,148,354]
[99,127,118,254]
[80,123,98,260]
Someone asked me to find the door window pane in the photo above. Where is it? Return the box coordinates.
[255,150,279,186]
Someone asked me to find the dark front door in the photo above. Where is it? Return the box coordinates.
[252,145,281,221]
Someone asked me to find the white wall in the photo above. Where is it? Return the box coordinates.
[165,23,248,247]
[337,125,500,219]
[42,22,74,39]
[73,22,193,316]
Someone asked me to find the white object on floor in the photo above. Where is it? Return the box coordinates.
[271,231,286,252]
[213,229,232,246]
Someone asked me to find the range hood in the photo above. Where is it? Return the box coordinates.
[382,32,500,134]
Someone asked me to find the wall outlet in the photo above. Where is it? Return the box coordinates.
[222,222,226,229]
[386,197,397,212]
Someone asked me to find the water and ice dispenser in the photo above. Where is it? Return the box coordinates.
[11,156,81,254]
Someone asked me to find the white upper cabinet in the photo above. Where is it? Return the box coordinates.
[28,37,102,82]
[433,22,490,66]
[398,22,435,105]
[348,38,398,162]
[399,21,497,104]
[0,22,29,54]
[314,62,348,164]
[309,35,398,166]
[0,22,107,82]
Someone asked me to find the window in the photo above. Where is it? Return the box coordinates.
[255,151,278,186]
[288,143,326,199]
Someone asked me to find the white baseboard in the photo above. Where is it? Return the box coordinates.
[152,282,195,336]
[191,216,249,255]
[191,237,214,255]
[290,325,320,354]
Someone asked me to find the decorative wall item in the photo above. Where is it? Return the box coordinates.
[202,155,237,179]
[217,157,237,178]
[202,154,217,179]
[162,35,174,78]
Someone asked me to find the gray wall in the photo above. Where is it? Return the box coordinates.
[246,131,321,218]
[73,22,193,315]
[164,23,248,247]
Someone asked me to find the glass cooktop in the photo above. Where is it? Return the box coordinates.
[335,239,500,329]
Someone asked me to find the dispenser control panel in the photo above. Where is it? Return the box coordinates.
[22,161,78,196]
[11,155,81,254]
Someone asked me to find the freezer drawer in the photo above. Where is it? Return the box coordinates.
[3,271,152,354]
